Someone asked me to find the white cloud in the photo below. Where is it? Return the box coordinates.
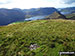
[0,0,11,4]
[0,0,9,2]
[0,0,75,9]
[62,0,75,4]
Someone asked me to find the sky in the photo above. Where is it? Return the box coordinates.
[0,0,75,9]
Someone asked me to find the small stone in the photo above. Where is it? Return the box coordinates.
[29,44,39,50]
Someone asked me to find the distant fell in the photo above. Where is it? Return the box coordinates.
[46,11,66,19]
[58,7,75,15]
[0,9,25,26]
[23,7,58,18]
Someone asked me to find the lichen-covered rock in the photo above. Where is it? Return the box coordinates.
[29,44,39,50]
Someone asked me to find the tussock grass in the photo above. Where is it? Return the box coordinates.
[0,19,75,56]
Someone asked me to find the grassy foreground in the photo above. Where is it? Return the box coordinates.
[0,19,75,56]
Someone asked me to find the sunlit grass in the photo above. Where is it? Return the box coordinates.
[0,19,75,56]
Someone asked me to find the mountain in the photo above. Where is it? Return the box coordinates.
[1,7,74,26]
[23,7,58,18]
[46,11,66,19]
[58,7,75,15]
[24,11,66,21]
[0,19,75,56]
[0,8,25,26]
[0,7,59,26]
[57,7,75,19]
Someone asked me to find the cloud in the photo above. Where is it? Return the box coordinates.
[61,0,75,4]
[0,0,55,9]
[0,0,75,9]
[0,0,12,4]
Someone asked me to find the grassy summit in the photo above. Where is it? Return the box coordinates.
[0,19,75,56]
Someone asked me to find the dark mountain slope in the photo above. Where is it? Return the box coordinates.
[0,9,25,26]
[23,7,58,18]
[0,7,59,26]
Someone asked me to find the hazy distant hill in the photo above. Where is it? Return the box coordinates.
[23,7,58,18]
[0,7,59,25]
[24,11,66,21]
[0,7,75,26]
[58,7,75,15]
[58,7,75,20]
[0,8,25,26]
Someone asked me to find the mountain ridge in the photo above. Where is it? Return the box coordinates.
[0,7,59,26]
[0,7,75,26]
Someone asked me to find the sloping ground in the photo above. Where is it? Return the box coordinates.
[46,11,66,19]
[65,13,75,19]
[0,19,75,56]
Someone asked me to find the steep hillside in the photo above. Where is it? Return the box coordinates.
[23,7,58,18]
[46,11,66,19]
[0,19,75,56]
[0,8,25,26]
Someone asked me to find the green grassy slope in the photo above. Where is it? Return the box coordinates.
[0,19,75,56]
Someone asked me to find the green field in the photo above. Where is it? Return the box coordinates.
[0,19,75,56]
